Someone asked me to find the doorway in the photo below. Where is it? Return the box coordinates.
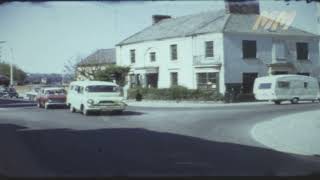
[242,73,258,94]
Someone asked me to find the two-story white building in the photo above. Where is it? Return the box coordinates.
[116,1,320,95]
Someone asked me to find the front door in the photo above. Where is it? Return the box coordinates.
[242,73,258,94]
[146,73,158,88]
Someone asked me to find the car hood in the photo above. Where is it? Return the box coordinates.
[47,95,66,99]
[85,94,124,102]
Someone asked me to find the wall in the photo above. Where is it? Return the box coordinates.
[224,33,320,83]
[117,33,226,93]
[223,33,271,84]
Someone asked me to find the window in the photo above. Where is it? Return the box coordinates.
[242,40,257,59]
[130,49,136,63]
[197,72,217,89]
[297,72,310,76]
[205,41,214,58]
[273,41,286,60]
[259,83,272,89]
[79,87,84,94]
[170,72,178,86]
[296,42,308,60]
[170,44,177,60]
[150,52,156,62]
[278,81,290,88]
[304,82,308,88]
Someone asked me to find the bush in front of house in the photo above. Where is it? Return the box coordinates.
[127,86,224,101]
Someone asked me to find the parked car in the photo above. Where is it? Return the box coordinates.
[253,75,320,105]
[36,87,67,109]
[67,81,127,115]
[0,87,19,98]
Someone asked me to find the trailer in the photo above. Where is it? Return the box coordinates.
[253,75,320,105]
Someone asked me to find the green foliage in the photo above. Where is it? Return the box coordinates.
[0,61,27,84]
[128,86,224,101]
[93,65,130,86]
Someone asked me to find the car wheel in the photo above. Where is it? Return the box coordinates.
[70,105,76,113]
[82,106,89,116]
[291,98,299,104]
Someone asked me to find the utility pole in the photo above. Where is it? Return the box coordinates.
[10,48,14,86]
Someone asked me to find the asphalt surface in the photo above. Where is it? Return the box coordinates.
[0,102,320,177]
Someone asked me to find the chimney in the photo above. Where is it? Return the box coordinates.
[152,15,171,24]
[225,0,260,14]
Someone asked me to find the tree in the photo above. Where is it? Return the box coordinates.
[0,61,27,85]
[94,65,130,87]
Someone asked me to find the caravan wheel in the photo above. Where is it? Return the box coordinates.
[291,98,299,104]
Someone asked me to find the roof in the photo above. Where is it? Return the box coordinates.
[118,10,318,46]
[69,81,118,86]
[257,74,317,81]
[78,48,116,66]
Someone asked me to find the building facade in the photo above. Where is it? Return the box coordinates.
[116,1,320,95]
[76,48,116,80]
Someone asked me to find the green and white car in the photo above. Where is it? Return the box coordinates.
[67,81,127,116]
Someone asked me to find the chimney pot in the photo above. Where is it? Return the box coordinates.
[152,15,171,24]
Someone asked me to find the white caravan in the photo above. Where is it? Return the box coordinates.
[67,81,127,115]
[253,75,320,105]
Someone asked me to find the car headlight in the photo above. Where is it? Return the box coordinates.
[87,99,94,104]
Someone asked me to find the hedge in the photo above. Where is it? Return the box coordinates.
[127,85,224,101]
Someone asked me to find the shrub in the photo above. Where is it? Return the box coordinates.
[127,86,224,101]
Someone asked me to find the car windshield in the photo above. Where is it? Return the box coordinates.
[45,89,66,95]
[85,85,118,93]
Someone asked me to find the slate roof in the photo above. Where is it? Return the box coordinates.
[78,48,116,66]
[118,10,318,46]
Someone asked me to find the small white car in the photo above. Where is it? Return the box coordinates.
[67,81,127,115]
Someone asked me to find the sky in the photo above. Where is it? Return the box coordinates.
[0,0,318,74]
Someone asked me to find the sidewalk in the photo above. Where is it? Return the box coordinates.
[251,110,320,156]
[126,99,270,108]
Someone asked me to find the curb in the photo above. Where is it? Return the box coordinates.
[126,101,270,108]
[0,103,37,108]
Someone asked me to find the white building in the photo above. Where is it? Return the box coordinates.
[116,1,320,95]
[76,48,116,81]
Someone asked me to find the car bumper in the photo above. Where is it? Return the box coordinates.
[46,102,67,106]
[87,103,127,111]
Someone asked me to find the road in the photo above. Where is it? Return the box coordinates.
[0,102,320,177]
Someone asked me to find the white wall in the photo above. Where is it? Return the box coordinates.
[116,33,226,93]
[191,33,225,93]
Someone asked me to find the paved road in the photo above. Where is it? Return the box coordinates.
[0,102,320,177]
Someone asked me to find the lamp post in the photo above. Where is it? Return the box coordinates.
[0,41,5,62]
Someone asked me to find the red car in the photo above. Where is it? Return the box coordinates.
[36,87,67,109]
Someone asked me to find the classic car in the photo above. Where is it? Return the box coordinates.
[36,87,67,109]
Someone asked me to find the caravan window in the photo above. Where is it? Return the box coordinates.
[259,83,271,89]
[278,81,290,88]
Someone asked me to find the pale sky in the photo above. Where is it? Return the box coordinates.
[0,0,318,74]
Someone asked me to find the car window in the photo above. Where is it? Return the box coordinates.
[85,85,119,93]
[259,83,272,89]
